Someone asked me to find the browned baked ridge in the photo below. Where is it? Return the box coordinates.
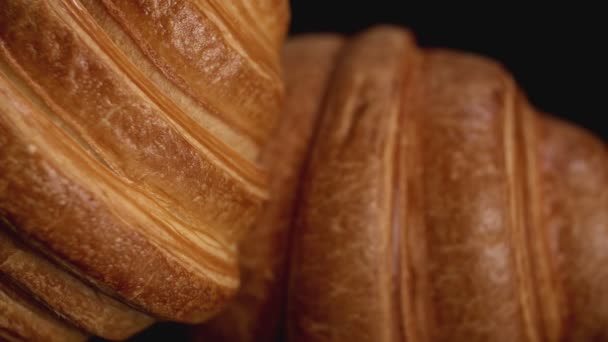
[0,0,288,340]
[194,27,607,342]
[192,34,346,342]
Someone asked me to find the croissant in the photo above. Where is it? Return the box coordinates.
[0,0,288,340]
[192,34,346,342]
[194,27,608,342]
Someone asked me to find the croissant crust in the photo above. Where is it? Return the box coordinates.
[194,27,608,342]
[287,27,608,342]
[0,0,288,340]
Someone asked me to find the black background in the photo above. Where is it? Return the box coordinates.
[290,1,607,140]
[121,3,605,341]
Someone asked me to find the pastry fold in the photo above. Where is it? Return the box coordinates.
[194,27,607,342]
[194,34,345,342]
[288,27,608,342]
[0,0,288,340]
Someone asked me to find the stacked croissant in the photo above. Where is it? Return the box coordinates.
[0,1,605,342]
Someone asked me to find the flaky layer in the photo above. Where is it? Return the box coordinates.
[281,27,607,342]
[288,27,416,342]
[0,73,236,322]
[0,224,153,340]
[0,280,86,342]
[0,0,288,339]
[194,34,345,342]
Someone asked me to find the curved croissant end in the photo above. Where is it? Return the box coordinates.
[194,27,607,342]
[0,0,288,340]
[287,27,608,342]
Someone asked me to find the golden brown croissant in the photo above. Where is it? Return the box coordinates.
[195,27,608,342]
[0,0,288,340]
[193,34,346,342]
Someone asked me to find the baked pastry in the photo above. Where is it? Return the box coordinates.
[290,27,608,342]
[193,34,345,342]
[195,27,608,342]
[2,2,605,340]
[0,0,288,340]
